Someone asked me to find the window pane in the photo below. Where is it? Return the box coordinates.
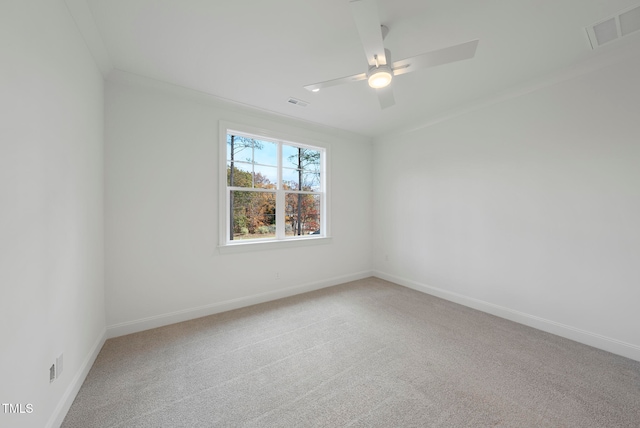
[300,149,321,174]
[253,140,277,166]
[282,167,301,190]
[283,146,321,171]
[282,149,321,191]
[227,162,252,187]
[282,170,320,191]
[301,172,320,192]
[282,145,299,168]
[227,135,277,165]
[253,164,277,189]
[285,193,321,237]
[230,191,276,240]
[227,163,277,189]
[228,135,256,162]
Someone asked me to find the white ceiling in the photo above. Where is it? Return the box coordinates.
[77,0,640,138]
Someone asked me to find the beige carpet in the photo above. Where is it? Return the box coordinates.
[62,278,640,427]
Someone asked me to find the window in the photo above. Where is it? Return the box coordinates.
[219,122,328,248]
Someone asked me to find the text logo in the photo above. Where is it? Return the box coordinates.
[2,404,34,414]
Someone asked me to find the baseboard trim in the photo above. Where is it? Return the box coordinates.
[373,270,640,362]
[46,328,107,428]
[107,270,373,338]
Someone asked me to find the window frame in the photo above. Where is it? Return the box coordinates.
[218,121,331,252]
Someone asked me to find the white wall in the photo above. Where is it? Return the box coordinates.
[373,54,640,361]
[0,1,106,427]
[104,73,373,334]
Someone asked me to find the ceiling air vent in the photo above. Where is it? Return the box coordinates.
[287,97,309,107]
[586,4,640,49]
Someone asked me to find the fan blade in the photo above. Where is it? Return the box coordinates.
[392,40,479,77]
[349,0,387,66]
[304,72,367,92]
[376,85,395,109]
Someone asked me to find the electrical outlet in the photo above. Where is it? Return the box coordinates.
[49,364,55,383]
[56,354,64,378]
[275,272,280,280]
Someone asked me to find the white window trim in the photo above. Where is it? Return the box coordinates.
[218,120,331,253]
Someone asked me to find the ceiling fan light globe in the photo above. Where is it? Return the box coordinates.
[367,66,393,89]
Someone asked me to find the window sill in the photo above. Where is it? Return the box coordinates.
[217,236,332,255]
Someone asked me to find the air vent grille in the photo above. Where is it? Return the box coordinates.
[587,4,640,49]
[287,97,309,107]
[593,18,618,46]
[620,5,640,36]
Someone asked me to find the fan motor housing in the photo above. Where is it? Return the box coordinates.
[367,64,393,88]
[367,48,393,88]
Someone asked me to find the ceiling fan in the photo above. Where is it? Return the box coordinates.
[304,0,479,109]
